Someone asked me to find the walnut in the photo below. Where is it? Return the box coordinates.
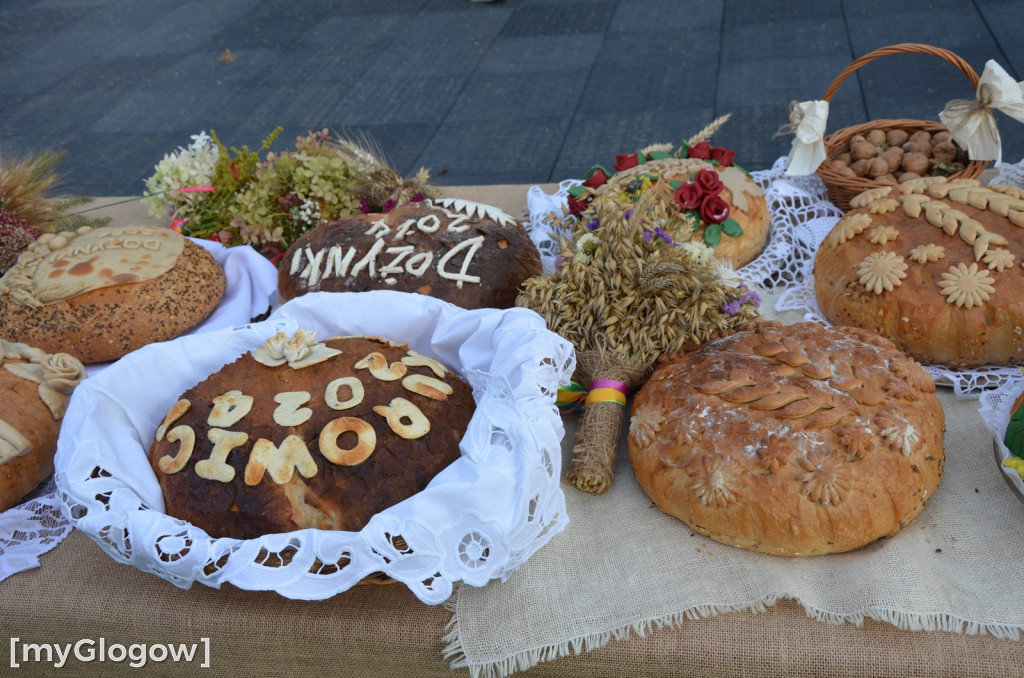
[866,129,887,146]
[851,140,877,161]
[902,152,930,175]
[868,157,891,178]
[886,129,910,148]
[850,158,872,177]
[932,141,958,163]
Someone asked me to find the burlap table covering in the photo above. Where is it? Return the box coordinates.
[443,291,1024,676]
[2,189,1024,676]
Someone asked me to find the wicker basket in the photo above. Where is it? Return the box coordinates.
[815,43,989,211]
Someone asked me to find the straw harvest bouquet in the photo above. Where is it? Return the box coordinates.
[517,184,762,494]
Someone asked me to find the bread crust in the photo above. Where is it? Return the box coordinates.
[0,341,86,511]
[813,179,1024,367]
[148,334,474,539]
[278,199,540,309]
[628,321,945,556]
[597,158,772,268]
[0,236,225,364]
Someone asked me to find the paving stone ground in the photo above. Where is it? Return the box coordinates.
[1,0,1022,195]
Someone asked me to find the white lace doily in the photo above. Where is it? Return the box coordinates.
[55,291,575,604]
[0,239,278,583]
[978,374,1024,504]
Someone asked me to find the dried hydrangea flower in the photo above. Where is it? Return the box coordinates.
[908,243,945,264]
[938,262,995,308]
[857,251,907,294]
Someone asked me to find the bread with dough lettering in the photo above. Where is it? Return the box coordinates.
[147,332,473,539]
[0,225,225,364]
[277,199,541,309]
[813,178,1024,367]
[628,321,944,556]
[0,338,86,512]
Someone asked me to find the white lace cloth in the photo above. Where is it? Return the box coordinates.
[524,156,1024,399]
[0,239,278,583]
[54,291,575,604]
[979,373,1024,503]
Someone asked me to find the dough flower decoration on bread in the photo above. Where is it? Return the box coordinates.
[142,128,439,261]
[517,188,762,494]
[561,116,772,270]
[813,177,1024,367]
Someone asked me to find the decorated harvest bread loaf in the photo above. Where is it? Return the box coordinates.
[628,321,944,556]
[594,157,771,269]
[278,198,541,309]
[0,338,86,512]
[148,331,473,539]
[0,225,225,364]
[813,178,1024,367]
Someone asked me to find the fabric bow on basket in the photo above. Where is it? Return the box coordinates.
[517,189,761,494]
[939,59,1024,165]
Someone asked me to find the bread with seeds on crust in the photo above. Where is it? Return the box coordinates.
[0,225,225,364]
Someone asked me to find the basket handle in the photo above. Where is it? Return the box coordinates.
[821,43,980,102]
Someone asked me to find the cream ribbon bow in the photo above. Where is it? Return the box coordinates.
[939,60,1024,165]
[783,100,830,176]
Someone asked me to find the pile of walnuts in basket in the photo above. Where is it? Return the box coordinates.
[826,128,971,185]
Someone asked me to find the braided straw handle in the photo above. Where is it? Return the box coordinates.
[821,43,980,103]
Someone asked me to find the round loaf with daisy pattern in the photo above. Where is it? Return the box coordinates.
[277,198,541,310]
[628,321,944,556]
[813,177,1024,367]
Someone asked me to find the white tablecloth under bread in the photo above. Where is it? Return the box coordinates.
[444,290,1024,678]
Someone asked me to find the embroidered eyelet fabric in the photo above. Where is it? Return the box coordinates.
[0,239,278,583]
[53,291,574,604]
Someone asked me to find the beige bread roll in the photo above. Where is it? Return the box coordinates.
[0,339,86,511]
[628,321,944,556]
[0,225,225,364]
[148,332,474,540]
[813,178,1024,367]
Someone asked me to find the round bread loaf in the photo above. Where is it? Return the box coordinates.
[628,321,945,556]
[148,332,474,539]
[277,198,541,309]
[0,338,86,512]
[597,158,771,268]
[813,178,1024,367]
[0,225,225,364]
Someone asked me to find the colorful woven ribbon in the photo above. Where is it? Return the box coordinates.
[556,379,628,412]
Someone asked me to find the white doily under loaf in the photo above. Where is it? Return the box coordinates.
[0,239,278,583]
[55,291,575,604]
[979,374,1024,504]
[768,157,1024,397]
[524,157,843,290]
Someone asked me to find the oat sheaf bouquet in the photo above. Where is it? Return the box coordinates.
[517,188,762,494]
